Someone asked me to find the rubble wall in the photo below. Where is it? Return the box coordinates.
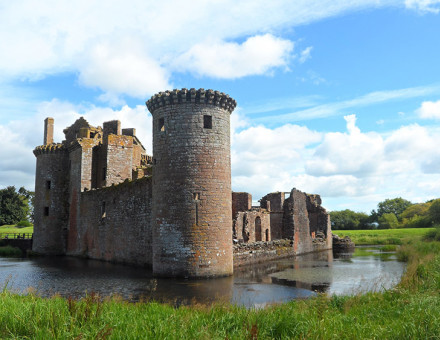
[234,210,270,243]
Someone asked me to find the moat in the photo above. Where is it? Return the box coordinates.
[0,247,405,308]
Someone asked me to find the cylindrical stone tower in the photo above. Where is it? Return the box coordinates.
[146,88,236,278]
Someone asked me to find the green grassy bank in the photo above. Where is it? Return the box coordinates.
[0,224,33,235]
[1,230,440,339]
[333,227,435,245]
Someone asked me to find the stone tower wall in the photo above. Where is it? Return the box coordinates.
[33,145,70,254]
[147,88,236,278]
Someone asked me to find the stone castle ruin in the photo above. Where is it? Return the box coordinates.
[33,88,332,278]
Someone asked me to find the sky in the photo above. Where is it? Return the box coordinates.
[1,0,440,213]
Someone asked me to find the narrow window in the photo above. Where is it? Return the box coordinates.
[46,180,51,190]
[102,167,106,181]
[193,193,200,225]
[44,207,49,216]
[101,201,106,219]
[203,115,212,129]
[159,118,165,132]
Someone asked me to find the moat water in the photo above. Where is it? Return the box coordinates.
[0,247,405,308]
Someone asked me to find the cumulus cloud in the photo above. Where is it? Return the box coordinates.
[405,0,440,13]
[0,0,401,96]
[172,34,294,78]
[416,99,440,119]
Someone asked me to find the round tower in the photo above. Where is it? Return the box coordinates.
[146,88,236,278]
[33,143,70,254]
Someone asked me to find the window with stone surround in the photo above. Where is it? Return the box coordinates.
[44,207,49,216]
[46,180,51,190]
[203,115,212,129]
[159,118,165,132]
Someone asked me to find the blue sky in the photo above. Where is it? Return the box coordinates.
[1,0,440,213]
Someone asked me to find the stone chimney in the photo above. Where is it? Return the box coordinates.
[44,117,54,145]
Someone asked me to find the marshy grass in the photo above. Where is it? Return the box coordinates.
[1,239,440,339]
[334,227,434,245]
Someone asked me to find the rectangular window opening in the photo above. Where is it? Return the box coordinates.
[101,201,106,219]
[203,115,212,129]
[193,192,200,201]
[44,207,49,216]
[159,118,165,132]
[46,180,51,190]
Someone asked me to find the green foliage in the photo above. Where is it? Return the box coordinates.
[0,245,22,257]
[378,213,399,229]
[0,186,33,226]
[330,209,370,230]
[428,199,440,225]
[424,226,440,242]
[376,197,413,221]
[16,220,32,228]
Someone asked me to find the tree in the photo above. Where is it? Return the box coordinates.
[330,209,371,230]
[428,199,440,225]
[378,213,399,229]
[377,198,413,221]
[0,186,32,225]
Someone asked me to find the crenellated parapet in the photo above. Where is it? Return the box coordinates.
[146,88,237,114]
[33,143,67,156]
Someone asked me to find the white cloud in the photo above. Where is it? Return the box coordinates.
[0,0,401,96]
[405,0,440,13]
[416,99,440,119]
[172,34,294,78]
[258,84,440,123]
[299,46,313,63]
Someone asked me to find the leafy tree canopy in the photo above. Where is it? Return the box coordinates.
[0,186,33,225]
[400,203,430,220]
[378,213,399,229]
[377,197,413,221]
[330,209,370,230]
[428,199,440,225]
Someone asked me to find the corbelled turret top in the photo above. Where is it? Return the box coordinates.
[146,88,237,114]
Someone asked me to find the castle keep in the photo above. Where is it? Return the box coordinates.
[33,88,332,278]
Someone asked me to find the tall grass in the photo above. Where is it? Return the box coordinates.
[1,240,440,339]
[0,245,22,257]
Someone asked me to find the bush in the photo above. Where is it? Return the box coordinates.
[424,227,440,242]
[16,220,32,228]
[0,245,22,257]
[378,213,399,229]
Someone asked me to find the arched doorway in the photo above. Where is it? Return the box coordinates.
[255,216,262,241]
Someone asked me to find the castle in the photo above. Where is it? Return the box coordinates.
[33,88,332,278]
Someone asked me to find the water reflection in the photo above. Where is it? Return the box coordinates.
[0,247,405,308]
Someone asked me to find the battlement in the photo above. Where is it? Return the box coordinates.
[146,88,237,114]
[33,143,67,156]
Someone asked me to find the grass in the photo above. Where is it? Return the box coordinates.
[0,224,33,235]
[333,227,434,245]
[1,234,440,338]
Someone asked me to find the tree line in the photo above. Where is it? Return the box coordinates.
[330,197,440,230]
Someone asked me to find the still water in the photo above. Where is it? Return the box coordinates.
[0,247,405,308]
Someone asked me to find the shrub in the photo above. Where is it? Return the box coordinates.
[0,245,22,257]
[16,220,32,228]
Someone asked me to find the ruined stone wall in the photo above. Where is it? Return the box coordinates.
[105,134,133,186]
[232,192,252,219]
[233,240,295,267]
[147,88,236,278]
[283,188,314,254]
[75,177,153,266]
[234,210,270,243]
[260,192,285,240]
[33,145,70,254]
